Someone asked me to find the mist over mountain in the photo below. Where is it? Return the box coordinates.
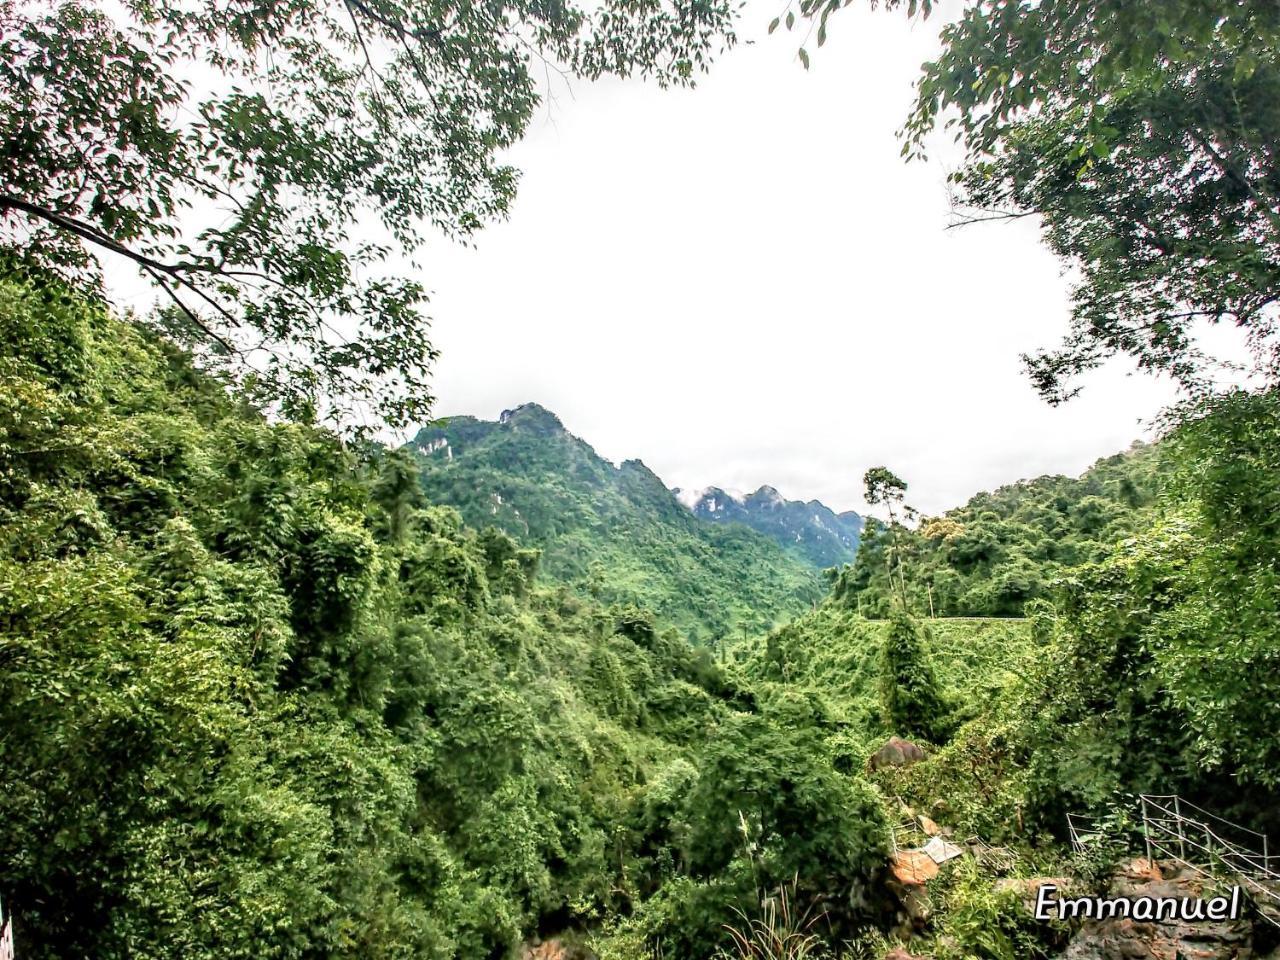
[407,402,826,640]
[673,484,863,569]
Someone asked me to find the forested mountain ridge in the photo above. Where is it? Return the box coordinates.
[674,484,863,568]
[836,442,1165,617]
[10,0,1280,957]
[408,403,825,641]
[0,265,891,959]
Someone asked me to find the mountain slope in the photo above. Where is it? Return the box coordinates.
[674,485,863,568]
[3,265,887,960]
[408,404,824,640]
[835,442,1165,617]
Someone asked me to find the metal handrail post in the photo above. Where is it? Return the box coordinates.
[1174,795,1187,861]
[1142,796,1153,864]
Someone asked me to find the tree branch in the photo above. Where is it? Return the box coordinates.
[0,192,254,358]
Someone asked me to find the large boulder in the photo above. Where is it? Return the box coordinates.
[1060,860,1253,960]
[869,736,926,771]
[520,937,596,960]
[890,850,939,886]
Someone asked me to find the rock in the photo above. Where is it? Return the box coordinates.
[902,885,932,926]
[520,937,597,960]
[1117,857,1163,884]
[1058,861,1252,960]
[891,850,940,885]
[884,948,927,960]
[870,736,927,771]
[918,814,941,837]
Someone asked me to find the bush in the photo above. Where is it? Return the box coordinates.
[922,859,1064,960]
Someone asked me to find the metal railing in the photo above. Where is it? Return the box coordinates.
[890,818,928,857]
[1139,794,1280,925]
[1066,813,1100,855]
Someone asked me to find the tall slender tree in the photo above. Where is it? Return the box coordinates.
[863,466,915,608]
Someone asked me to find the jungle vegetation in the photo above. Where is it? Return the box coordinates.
[832,443,1164,618]
[407,406,825,643]
[6,258,1280,958]
[4,0,1280,957]
[0,262,890,959]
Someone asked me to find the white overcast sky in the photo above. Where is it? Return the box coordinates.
[96,0,1207,517]
[409,0,1183,517]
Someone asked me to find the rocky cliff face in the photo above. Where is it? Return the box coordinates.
[673,484,863,569]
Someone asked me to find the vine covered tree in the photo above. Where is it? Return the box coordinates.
[0,0,738,428]
[879,607,949,743]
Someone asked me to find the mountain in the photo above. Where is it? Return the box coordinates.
[3,268,840,959]
[673,484,863,568]
[407,403,824,640]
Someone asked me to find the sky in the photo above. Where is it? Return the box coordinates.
[95,0,1189,518]
[407,0,1182,517]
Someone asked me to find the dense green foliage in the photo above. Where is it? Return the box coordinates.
[835,443,1163,617]
[0,265,891,959]
[1012,390,1280,832]
[1,0,737,426]
[831,398,1280,852]
[877,610,949,744]
[7,2,1280,956]
[408,407,825,643]
[7,258,1280,956]
[747,609,1033,745]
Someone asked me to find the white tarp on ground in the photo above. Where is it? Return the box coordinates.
[922,836,965,865]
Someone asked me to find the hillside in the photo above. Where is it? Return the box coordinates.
[408,404,824,641]
[10,262,1280,960]
[674,484,863,568]
[11,5,1280,960]
[0,266,891,959]
[836,442,1165,617]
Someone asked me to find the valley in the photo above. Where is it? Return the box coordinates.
[4,267,1280,960]
[5,1,1279,958]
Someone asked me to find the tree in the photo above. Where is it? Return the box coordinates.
[1,260,778,958]
[682,713,888,942]
[878,607,949,743]
[863,466,914,606]
[0,0,738,429]
[370,448,426,545]
[779,1,1280,403]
